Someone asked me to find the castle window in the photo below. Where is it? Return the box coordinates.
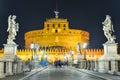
[55,30,58,33]
[53,24,55,28]
[69,31,71,33]
[64,28,66,30]
[47,24,49,27]
[58,24,60,27]
[63,24,66,27]
[47,28,49,30]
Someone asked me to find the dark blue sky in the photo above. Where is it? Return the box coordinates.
[0,0,120,50]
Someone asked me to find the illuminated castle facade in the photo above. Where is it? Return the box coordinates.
[25,11,89,53]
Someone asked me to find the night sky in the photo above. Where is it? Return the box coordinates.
[0,0,120,50]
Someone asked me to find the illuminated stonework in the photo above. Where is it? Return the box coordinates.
[0,48,104,62]
[25,16,89,53]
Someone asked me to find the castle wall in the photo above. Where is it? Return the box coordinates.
[24,29,89,50]
[0,48,104,62]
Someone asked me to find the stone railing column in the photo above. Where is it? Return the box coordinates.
[17,62,23,73]
[94,60,98,71]
[0,62,5,78]
[7,62,13,75]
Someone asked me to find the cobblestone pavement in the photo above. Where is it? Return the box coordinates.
[25,66,105,80]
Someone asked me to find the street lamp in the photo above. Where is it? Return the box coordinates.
[83,43,88,69]
[70,50,74,60]
[65,53,69,66]
[77,43,82,61]
[83,43,88,60]
[66,53,68,62]
[70,50,74,66]
[64,53,68,62]
[30,43,39,60]
[30,42,39,68]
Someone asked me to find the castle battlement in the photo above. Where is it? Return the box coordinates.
[0,48,104,62]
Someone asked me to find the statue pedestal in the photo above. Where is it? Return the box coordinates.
[99,43,119,60]
[3,44,18,75]
[0,44,20,77]
[3,44,18,59]
[99,43,120,74]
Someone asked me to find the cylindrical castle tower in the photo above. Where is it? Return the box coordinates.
[24,12,89,53]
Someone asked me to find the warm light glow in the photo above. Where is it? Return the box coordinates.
[83,43,88,48]
[30,44,34,49]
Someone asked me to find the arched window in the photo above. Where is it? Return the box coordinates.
[53,24,55,28]
[55,30,58,33]
[63,24,66,27]
[47,24,49,27]
[47,28,49,30]
[58,24,60,27]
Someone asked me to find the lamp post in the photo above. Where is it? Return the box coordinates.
[64,53,68,62]
[44,54,49,62]
[30,42,39,68]
[77,43,82,68]
[65,53,68,66]
[70,50,74,66]
[66,53,68,62]
[77,43,82,61]
[83,43,88,60]
[31,43,39,60]
[83,43,88,69]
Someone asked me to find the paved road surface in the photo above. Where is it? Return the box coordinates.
[25,67,105,80]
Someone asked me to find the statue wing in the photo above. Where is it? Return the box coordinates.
[111,24,114,32]
[7,15,12,32]
[16,23,19,31]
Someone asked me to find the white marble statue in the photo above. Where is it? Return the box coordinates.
[102,15,116,43]
[7,15,19,44]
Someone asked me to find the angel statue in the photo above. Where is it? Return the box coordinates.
[7,15,19,44]
[102,15,116,43]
